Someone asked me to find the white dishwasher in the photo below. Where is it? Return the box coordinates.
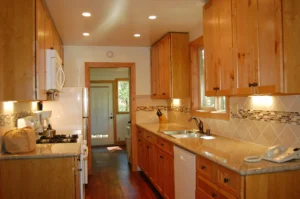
[174,146,196,199]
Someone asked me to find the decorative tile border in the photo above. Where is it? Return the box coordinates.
[136,106,190,113]
[232,109,300,125]
[0,111,33,127]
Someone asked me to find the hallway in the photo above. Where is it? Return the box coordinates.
[85,147,163,199]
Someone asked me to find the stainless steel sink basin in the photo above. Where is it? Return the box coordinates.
[161,130,215,139]
[161,130,201,138]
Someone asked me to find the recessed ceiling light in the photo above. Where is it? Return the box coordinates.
[134,34,141,37]
[82,12,91,17]
[149,15,157,20]
[83,33,90,36]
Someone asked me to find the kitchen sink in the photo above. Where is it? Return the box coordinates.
[161,130,215,139]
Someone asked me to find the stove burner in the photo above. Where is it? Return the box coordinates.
[36,134,79,144]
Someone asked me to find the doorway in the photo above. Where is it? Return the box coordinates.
[85,62,137,174]
[90,83,114,146]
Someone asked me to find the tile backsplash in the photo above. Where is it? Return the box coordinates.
[168,96,300,148]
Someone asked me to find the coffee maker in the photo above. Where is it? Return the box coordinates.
[33,110,53,134]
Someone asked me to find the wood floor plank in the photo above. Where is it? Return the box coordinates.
[85,147,163,199]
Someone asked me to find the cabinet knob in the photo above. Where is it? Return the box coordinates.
[160,143,164,146]
[153,94,157,96]
[252,82,258,87]
[162,93,166,95]
[224,178,229,183]
[160,156,164,159]
[212,193,217,198]
[248,83,253,87]
[138,139,141,142]
[215,87,220,91]
[147,146,149,149]
[201,165,206,170]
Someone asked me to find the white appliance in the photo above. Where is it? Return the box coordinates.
[43,87,89,199]
[46,49,65,91]
[174,146,196,199]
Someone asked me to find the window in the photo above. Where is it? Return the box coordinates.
[116,79,130,113]
[190,37,229,120]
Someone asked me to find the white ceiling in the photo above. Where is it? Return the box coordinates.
[45,0,205,47]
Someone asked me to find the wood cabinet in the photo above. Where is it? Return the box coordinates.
[136,127,174,199]
[232,0,283,95]
[203,0,300,95]
[150,33,189,99]
[0,0,63,101]
[203,0,233,96]
[0,157,80,199]
[196,155,300,199]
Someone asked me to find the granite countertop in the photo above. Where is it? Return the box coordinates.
[0,143,81,160]
[137,123,300,176]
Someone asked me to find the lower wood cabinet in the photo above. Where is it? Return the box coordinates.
[0,157,80,199]
[196,155,300,199]
[137,127,174,199]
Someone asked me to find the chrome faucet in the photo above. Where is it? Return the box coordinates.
[188,116,204,134]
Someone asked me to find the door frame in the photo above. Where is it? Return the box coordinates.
[90,81,115,146]
[85,62,137,174]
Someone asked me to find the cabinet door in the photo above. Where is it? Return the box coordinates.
[44,13,54,49]
[137,136,144,171]
[53,30,63,61]
[203,1,218,96]
[171,33,190,98]
[282,0,300,93]
[233,0,258,95]
[0,0,36,101]
[255,0,282,94]
[36,0,47,100]
[158,34,171,98]
[233,0,282,95]
[163,151,174,199]
[157,35,171,98]
[151,44,160,98]
[217,0,233,96]
[155,149,164,193]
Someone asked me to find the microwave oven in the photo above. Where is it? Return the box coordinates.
[46,49,65,91]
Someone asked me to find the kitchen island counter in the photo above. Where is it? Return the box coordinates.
[137,123,300,175]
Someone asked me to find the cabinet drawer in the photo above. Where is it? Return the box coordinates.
[216,165,241,198]
[196,174,236,199]
[144,131,156,144]
[156,137,174,156]
[197,155,215,182]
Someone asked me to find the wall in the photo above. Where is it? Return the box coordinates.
[168,96,300,148]
[64,45,168,125]
[0,102,37,153]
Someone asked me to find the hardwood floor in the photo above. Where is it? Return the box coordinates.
[85,147,163,199]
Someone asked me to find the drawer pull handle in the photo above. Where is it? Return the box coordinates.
[224,178,229,183]
[201,166,206,170]
[212,193,217,198]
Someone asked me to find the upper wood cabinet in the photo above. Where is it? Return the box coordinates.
[203,0,233,96]
[0,0,63,101]
[203,0,300,96]
[150,33,190,99]
[233,0,283,95]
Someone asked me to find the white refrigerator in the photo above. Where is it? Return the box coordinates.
[43,87,89,198]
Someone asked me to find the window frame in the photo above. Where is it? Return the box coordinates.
[115,78,130,114]
[190,36,230,120]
